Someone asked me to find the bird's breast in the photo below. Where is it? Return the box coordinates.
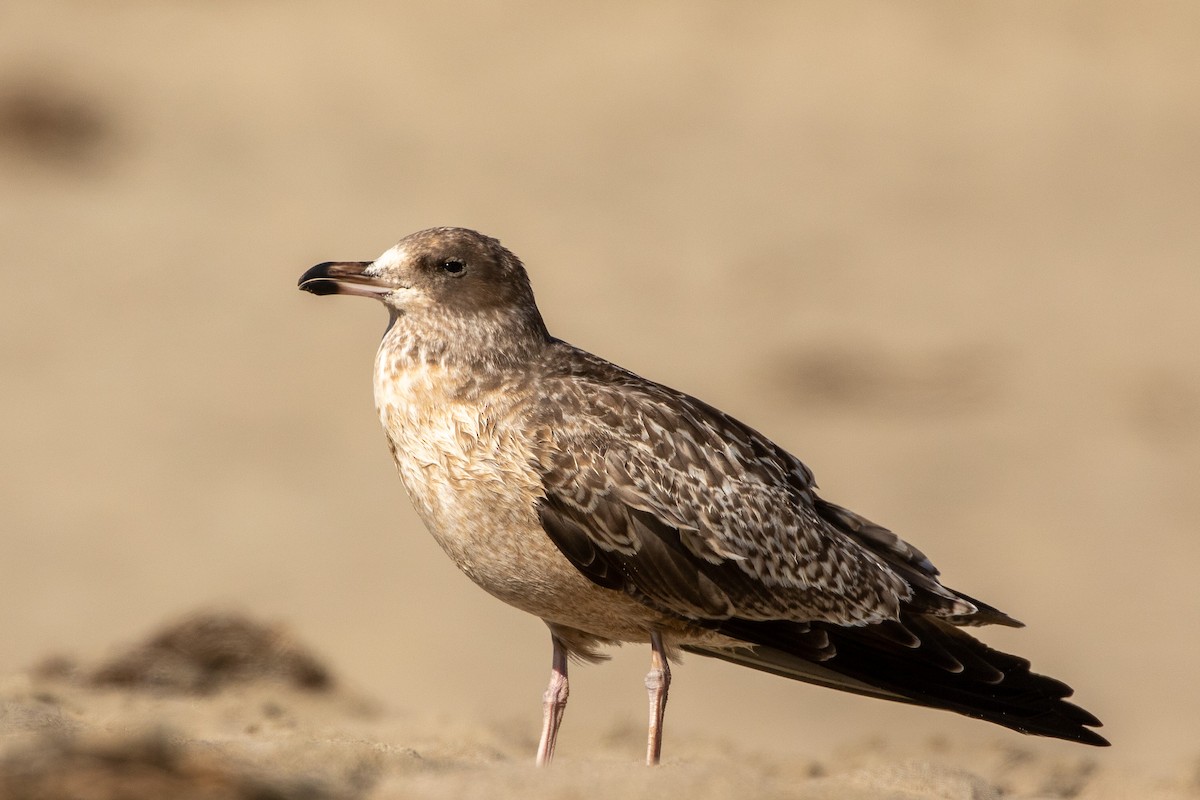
[369,351,734,645]
[373,358,529,520]
[371,355,580,609]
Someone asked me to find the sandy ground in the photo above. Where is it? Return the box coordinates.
[0,611,1193,799]
[2,1,1199,797]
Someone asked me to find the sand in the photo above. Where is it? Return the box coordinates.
[2,1,1199,797]
[0,611,1193,799]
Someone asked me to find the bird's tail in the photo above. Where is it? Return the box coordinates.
[683,613,1108,747]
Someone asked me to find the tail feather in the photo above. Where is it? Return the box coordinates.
[685,613,1108,746]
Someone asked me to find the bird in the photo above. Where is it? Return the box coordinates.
[298,226,1108,765]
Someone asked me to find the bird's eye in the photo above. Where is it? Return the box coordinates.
[440,259,466,276]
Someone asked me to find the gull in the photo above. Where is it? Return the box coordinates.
[298,227,1108,765]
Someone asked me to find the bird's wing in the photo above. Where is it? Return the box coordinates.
[531,349,1106,747]
[532,351,978,627]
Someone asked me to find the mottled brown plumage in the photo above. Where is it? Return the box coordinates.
[298,227,1108,764]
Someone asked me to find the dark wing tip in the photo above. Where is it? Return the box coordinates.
[697,614,1108,748]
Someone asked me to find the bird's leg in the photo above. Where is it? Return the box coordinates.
[536,634,569,766]
[644,630,671,766]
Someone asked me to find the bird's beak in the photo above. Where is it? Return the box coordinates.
[298,261,395,298]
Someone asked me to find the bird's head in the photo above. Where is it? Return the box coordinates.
[299,227,550,361]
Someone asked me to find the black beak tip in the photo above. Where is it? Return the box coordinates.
[298,262,339,295]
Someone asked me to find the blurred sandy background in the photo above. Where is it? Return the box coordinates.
[2,1,1199,795]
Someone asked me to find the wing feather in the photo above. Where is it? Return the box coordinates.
[533,352,950,626]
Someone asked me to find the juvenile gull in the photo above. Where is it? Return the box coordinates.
[298,227,1108,764]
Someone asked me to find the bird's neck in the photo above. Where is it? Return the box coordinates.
[377,308,549,397]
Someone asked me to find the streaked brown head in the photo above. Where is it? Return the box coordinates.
[300,227,550,361]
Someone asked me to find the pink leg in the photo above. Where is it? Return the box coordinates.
[536,634,569,766]
[645,630,671,766]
